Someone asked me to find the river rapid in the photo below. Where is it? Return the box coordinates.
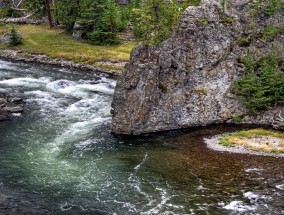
[0,59,283,215]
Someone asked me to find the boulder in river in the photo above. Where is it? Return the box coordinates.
[111,0,284,135]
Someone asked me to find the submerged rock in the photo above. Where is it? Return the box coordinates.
[0,95,24,121]
[111,0,284,135]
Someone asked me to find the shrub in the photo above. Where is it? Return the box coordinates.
[262,24,279,41]
[265,0,283,15]
[9,28,23,46]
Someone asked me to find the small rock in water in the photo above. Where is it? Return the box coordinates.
[0,98,7,104]
[10,106,24,113]
[3,106,24,113]
[10,97,22,103]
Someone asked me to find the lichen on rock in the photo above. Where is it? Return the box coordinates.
[111,0,284,135]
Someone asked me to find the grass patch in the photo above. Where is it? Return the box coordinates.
[219,129,284,154]
[0,24,138,72]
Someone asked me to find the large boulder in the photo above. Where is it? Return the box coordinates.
[111,0,284,135]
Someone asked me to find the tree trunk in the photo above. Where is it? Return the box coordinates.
[45,0,54,28]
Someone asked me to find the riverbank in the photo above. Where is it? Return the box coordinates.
[0,49,121,78]
[205,129,284,157]
[0,24,138,76]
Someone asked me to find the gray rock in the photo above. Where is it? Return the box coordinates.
[10,106,23,113]
[10,97,22,103]
[3,106,23,113]
[0,98,7,104]
[72,21,93,40]
[111,0,284,135]
[0,30,22,44]
[0,33,11,44]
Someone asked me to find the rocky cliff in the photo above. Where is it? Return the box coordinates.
[111,0,284,135]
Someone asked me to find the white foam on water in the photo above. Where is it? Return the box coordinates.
[53,117,111,146]
[223,201,256,213]
[0,77,49,88]
[197,185,207,190]
[0,60,15,70]
[98,77,116,88]
[25,90,54,98]
[276,184,284,190]
[140,187,184,215]
[25,90,64,113]
[12,113,22,117]
[46,80,114,99]
[243,192,259,202]
[46,80,78,96]
[75,83,114,95]
[134,153,148,170]
[245,168,264,173]
[64,97,107,114]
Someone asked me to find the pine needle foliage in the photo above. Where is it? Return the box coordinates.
[9,27,23,46]
[233,51,284,114]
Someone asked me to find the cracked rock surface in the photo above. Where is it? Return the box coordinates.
[111,0,284,135]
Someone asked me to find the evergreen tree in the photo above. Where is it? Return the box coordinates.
[233,52,284,114]
[131,0,187,45]
[9,27,23,46]
[54,0,81,32]
[25,0,54,28]
[88,0,122,45]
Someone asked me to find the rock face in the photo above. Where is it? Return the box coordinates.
[111,0,284,135]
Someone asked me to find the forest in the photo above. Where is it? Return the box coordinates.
[0,0,200,45]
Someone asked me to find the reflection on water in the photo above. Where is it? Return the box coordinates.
[0,60,283,215]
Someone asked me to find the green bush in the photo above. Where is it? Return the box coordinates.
[262,24,279,41]
[265,0,283,15]
[233,52,284,114]
[9,28,23,46]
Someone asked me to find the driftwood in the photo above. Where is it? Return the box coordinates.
[0,14,45,24]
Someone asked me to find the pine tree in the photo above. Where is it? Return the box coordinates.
[9,27,23,46]
[25,0,54,28]
[88,0,122,45]
[131,0,187,45]
[233,52,284,114]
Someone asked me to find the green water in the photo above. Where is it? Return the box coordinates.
[0,60,283,214]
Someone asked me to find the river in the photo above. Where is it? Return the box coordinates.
[0,59,283,215]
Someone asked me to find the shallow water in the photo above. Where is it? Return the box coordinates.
[0,60,283,215]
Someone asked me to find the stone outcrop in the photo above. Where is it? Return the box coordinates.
[0,95,24,121]
[111,0,284,135]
